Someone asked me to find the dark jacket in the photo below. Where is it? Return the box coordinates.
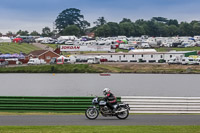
[104,92,117,104]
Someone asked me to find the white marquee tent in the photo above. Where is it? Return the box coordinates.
[0,37,12,43]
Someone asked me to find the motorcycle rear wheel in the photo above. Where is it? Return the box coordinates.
[85,107,99,120]
[116,107,129,119]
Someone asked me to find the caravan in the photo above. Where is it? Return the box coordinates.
[181,57,198,65]
[87,56,101,64]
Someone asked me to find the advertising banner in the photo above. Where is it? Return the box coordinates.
[60,45,111,52]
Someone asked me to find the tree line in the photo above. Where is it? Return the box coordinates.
[1,8,200,37]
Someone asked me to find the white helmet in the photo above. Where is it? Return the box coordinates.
[103,88,110,96]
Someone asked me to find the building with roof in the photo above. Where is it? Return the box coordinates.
[28,50,60,63]
[77,51,197,63]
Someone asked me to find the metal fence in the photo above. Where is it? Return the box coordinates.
[121,96,200,113]
[0,96,121,113]
[0,96,94,113]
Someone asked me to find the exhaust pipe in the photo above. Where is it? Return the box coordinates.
[115,109,127,113]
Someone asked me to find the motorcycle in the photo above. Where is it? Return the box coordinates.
[85,96,130,120]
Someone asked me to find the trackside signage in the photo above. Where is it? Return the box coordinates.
[60,45,111,52]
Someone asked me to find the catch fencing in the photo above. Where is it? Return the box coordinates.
[121,96,200,113]
[0,96,121,113]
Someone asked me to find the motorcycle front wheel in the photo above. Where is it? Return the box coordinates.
[85,107,99,120]
[116,107,129,120]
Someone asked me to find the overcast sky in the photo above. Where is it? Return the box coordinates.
[0,0,200,34]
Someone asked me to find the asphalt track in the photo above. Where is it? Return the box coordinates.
[0,115,200,126]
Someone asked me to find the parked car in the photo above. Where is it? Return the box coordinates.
[0,59,8,67]
[27,58,46,65]
[13,38,23,43]
[50,57,57,64]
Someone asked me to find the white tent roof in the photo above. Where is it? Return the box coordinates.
[0,37,12,43]
[57,55,68,60]
[58,36,77,41]
[129,49,157,53]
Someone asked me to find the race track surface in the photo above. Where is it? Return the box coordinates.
[0,115,200,126]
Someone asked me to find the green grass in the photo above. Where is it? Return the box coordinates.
[0,112,200,116]
[0,126,199,133]
[2,64,200,74]
[0,43,41,54]
[155,47,200,52]
[0,64,100,73]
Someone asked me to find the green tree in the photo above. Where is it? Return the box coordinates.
[134,24,146,36]
[6,31,14,37]
[55,8,84,32]
[178,22,193,36]
[95,24,111,37]
[146,20,159,36]
[191,21,200,35]
[156,22,169,37]
[0,32,2,37]
[63,25,80,36]
[167,19,179,27]
[17,30,29,36]
[94,17,107,27]
[80,20,90,35]
[119,22,135,37]
[30,31,40,36]
[107,22,120,36]
[152,17,168,23]
[120,18,132,23]
[168,25,178,36]
[42,27,52,37]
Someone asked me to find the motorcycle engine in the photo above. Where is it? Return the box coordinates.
[103,106,108,111]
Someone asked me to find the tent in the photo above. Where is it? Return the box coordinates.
[57,36,77,41]
[0,53,25,59]
[56,55,68,64]
[116,40,123,44]
[122,40,128,44]
[0,37,12,43]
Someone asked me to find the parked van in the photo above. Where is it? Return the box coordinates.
[27,58,46,65]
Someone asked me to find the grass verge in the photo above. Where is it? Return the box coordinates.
[1,64,200,74]
[0,126,200,133]
[0,112,200,116]
[0,64,100,73]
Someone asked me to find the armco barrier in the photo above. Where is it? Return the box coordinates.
[0,96,121,113]
[121,96,200,113]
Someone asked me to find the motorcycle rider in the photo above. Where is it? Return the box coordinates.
[103,88,117,113]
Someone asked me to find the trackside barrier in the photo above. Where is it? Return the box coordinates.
[0,96,121,113]
[121,96,200,113]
